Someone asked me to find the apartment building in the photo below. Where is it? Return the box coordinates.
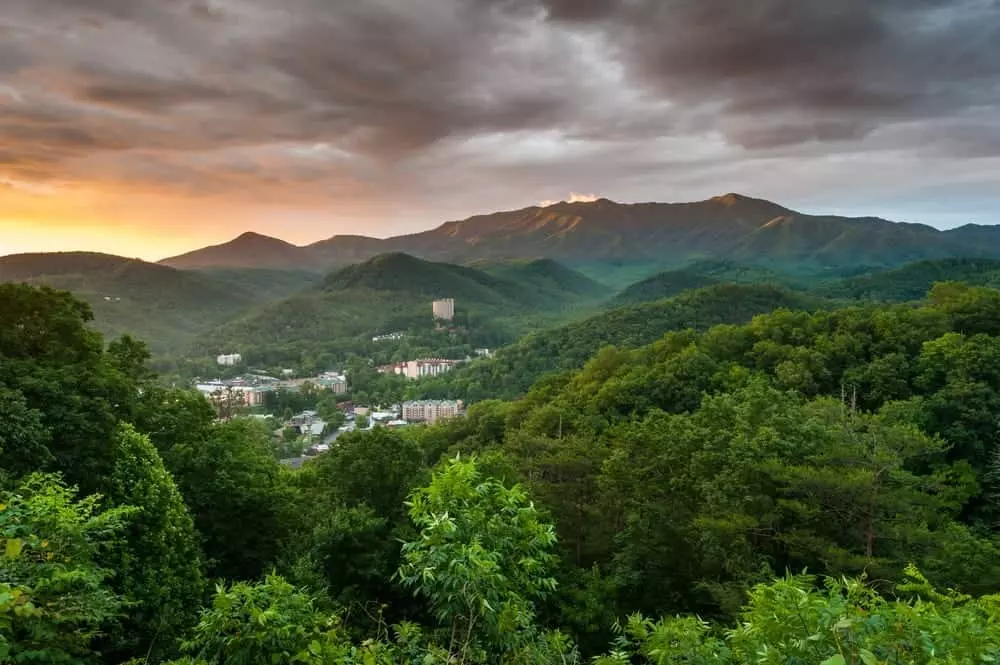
[381,358,457,380]
[432,298,455,321]
[402,400,462,424]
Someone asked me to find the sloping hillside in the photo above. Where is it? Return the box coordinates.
[0,252,261,350]
[160,232,317,270]
[609,270,719,307]
[471,258,611,300]
[416,283,823,401]
[195,253,605,367]
[817,258,1000,302]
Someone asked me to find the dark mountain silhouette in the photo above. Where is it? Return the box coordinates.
[160,231,311,270]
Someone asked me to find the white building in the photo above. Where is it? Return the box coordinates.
[216,353,243,366]
[372,332,405,342]
[381,358,457,380]
[402,400,462,424]
[432,298,455,321]
[195,382,269,407]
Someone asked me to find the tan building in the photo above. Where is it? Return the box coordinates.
[432,298,455,321]
[402,400,462,424]
[381,358,457,380]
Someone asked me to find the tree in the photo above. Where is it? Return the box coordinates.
[0,284,136,493]
[596,567,1000,665]
[162,419,294,581]
[0,388,51,478]
[0,474,132,664]
[101,425,206,662]
[168,575,346,665]
[397,456,571,664]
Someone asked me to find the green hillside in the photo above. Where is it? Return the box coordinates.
[195,253,606,371]
[609,270,718,307]
[416,282,824,401]
[816,258,1000,302]
[0,253,323,353]
[194,267,321,300]
[472,258,611,300]
[0,252,264,351]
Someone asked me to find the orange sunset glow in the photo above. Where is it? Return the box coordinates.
[1,0,998,259]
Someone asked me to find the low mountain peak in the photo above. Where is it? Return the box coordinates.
[711,193,753,206]
[233,231,290,245]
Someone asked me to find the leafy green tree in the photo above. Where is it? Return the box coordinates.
[397,456,572,664]
[162,419,294,581]
[596,567,1000,665]
[0,388,51,478]
[101,425,206,662]
[167,575,346,665]
[287,428,429,612]
[0,284,136,493]
[0,474,132,664]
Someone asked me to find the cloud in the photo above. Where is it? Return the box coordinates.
[0,0,997,243]
[539,192,602,207]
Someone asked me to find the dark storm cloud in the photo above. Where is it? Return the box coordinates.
[0,0,997,214]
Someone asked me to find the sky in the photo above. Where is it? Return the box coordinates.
[1,0,999,260]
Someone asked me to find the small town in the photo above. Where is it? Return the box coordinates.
[193,298,468,466]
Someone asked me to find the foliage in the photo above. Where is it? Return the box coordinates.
[397,457,568,664]
[0,283,133,494]
[417,283,821,401]
[101,425,205,662]
[157,418,295,581]
[0,474,132,664]
[167,575,346,665]
[596,567,1000,665]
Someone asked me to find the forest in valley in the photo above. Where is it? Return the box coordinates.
[6,280,1000,663]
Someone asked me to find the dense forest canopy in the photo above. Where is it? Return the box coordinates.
[5,278,1000,663]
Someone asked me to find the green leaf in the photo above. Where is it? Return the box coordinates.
[4,538,23,559]
[859,649,878,665]
[822,656,846,665]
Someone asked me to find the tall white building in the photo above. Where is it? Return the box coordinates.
[432,298,455,321]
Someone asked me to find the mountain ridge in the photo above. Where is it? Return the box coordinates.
[152,194,1000,273]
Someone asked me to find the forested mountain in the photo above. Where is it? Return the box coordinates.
[0,252,320,352]
[817,257,1000,302]
[157,194,1000,275]
[417,283,822,401]
[194,252,605,370]
[0,252,257,351]
[160,231,314,270]
[8,280,1000,664]
[473,258,611,301]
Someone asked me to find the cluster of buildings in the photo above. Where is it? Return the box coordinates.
[378,358,457,380]
[195,379,271,407]
[216,353,243,366]
[372,331,406,343]
[194,370,348,409]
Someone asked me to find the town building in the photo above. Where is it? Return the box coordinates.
[379,358,457,380]
[432,298,455,321]
[216,353,243,366]
[372,331,405,342]
[402,400,463,424]
[316,372,348,394]
[195,382,270,407]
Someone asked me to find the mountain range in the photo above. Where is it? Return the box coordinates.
[159,193,1000,275]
